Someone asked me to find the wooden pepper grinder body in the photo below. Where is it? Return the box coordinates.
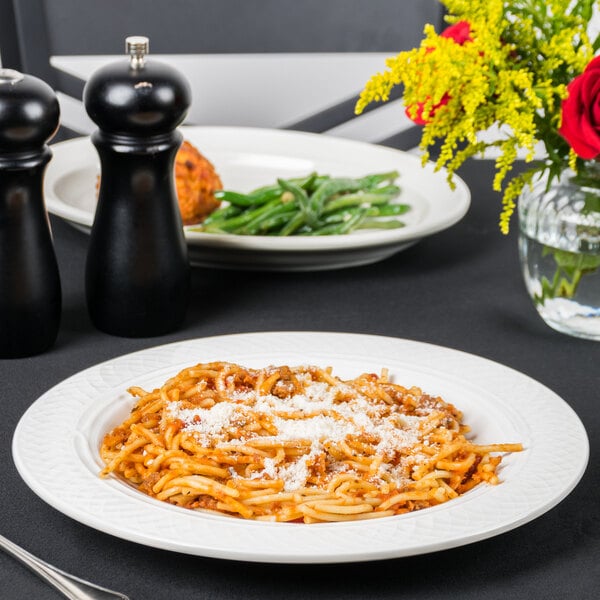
[83,37,191,337]
[0,69,61,358]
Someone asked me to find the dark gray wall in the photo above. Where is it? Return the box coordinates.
[42,0,444,55]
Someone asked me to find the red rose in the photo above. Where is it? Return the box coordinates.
[406,21,472,125]
[408,95,451,126]
[559,56,600,160]
[440,21,472,44]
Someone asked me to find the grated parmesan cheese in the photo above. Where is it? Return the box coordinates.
[167,377,432,491]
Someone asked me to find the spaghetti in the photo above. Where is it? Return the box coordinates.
[100,362,523,523]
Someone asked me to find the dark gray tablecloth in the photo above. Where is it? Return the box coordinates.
[1,148,598,600]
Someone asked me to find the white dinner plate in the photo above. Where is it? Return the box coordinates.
[45,126,470,271]
[12,332,588,563]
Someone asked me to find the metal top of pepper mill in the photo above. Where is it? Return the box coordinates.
[0,68,59,153]
[83,36,191,137]
[0,69,25,85]
[126,36,149,70]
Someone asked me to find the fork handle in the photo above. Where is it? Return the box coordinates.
[0,533,129,600]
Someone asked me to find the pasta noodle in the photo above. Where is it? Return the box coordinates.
[100,362,523,523]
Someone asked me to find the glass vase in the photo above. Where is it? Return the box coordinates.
[518,169,600,340]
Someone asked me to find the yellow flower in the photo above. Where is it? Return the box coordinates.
[356,0,597,232]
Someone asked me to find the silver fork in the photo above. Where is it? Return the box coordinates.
[0,533,130,599]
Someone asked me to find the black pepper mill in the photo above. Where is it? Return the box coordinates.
[0,69,61,358]
[83,36,191,337]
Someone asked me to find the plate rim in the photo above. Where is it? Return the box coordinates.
[12,331,589,563]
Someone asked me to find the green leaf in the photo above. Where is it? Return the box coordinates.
[583,192,600,214]
[550,248,600,272]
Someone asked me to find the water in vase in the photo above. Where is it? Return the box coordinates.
[519,231,600,340]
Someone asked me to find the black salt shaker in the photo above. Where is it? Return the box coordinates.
[0,69,61,358]
[83,36,191,337]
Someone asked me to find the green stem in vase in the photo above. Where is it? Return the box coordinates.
[535,247,600,305]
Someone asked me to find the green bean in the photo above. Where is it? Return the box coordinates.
[322,192,398,214]
[215,187,283,207]
[201,198,283,233]
[358,170,400,188]
[366,203,410,217]
[257,211,299,234]
[321,202,409,225]
[301,174,330,193]
[237,202,298,235]
[278,211,306,236]
[214,190,255,206]
[338,210,367,233]
[295,173,320,191]
[366,184,402,196]
[321,210,357,225]
[308,178,367,218]
[278,178,320,229]
[277,178,310,209]
[200,204,241,225]
[307,210,368,235]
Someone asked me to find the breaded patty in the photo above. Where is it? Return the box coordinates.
[174,140,222,225]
